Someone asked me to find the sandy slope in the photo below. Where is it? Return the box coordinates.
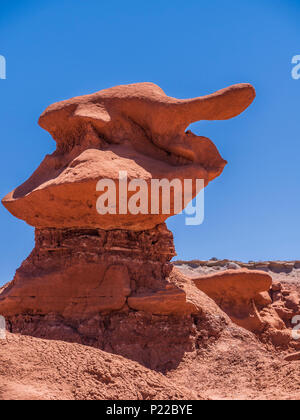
[0,333,197,401]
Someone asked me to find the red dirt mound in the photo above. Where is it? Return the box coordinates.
[0,333,198,400]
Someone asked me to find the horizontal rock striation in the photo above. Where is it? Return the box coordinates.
[0,224,185,318]
[1,82,269,370]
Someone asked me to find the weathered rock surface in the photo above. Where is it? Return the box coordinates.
[2,310,300,400]
[0,224,189,319]
[193,269,272,302]
[284,352,300,362]
[0,220,219,373]
[1,80,300,400]
[0,81,256,338]
[6,82,293,400]
[127,288,196,316]
[192,269,285,334]
[2,82,255,230]
[0,333,199,400]
[2,263,233,372]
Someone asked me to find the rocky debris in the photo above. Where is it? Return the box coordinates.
[0,217,238,372]
[0,82,256,347]
[0,224,180,319]
[192,269,272,302]
[174,259,300,274]
[284,352,300,362]
[226,262,241,270]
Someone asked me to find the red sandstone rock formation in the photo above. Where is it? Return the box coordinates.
[0,333,199,400]
[3,81,281,372]
[2,83,300,401]
[2,82,255,230]
[176,260,300,350]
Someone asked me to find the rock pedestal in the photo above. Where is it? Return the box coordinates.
[3,82,281,370]
[0,224,199,318]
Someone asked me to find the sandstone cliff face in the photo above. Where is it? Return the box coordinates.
[177,260,300,350]
[0,224,184,319]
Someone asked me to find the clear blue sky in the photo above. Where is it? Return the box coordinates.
[0,0,300,285]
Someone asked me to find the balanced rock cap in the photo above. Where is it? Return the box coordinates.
[2,82,255,231]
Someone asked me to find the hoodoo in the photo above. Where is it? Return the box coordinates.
[2,82,290,370]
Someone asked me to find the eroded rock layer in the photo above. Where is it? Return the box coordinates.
[2,82,255,230]
[0,224,183,317]
[0,225,232,371]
